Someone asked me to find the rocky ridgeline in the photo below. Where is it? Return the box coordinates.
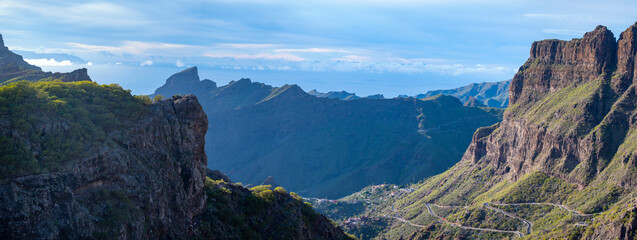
[0,95,209,239]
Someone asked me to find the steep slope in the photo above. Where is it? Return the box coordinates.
[320,24,637,240]
[153,71,502,198]
[417,80,510,108]
[308,89,360,100]
[0,34,91,85]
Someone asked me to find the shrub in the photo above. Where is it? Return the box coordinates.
[153,94,164,102]
[274,186,287,195]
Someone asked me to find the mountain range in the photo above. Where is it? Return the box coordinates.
[313,23,637,240]
[0,34,91,85]
[153,69,502,198]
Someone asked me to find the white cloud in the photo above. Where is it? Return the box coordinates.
[203,52,305,61]
[215,43,279,49]
[25,58,72,67]
[274,48,352,53]
[140,60,153,66]
[69,41,197,55]
[176,60,185,67]
[86,62,93,66]
[331,55,373,62]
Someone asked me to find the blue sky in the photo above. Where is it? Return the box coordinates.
[2,0,637,97]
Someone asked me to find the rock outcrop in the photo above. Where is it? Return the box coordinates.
[152,67,216,98]
[0,94,209,239]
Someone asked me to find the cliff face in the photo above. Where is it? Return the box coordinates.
[325,24,637,240]
[0,94,208,239]
[469,25,637,187]
[456,24,637,239]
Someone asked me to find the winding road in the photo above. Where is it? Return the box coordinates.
[386,201,595,238]
[488,202,594,217]
[483,203,533,235]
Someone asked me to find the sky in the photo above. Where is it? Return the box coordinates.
[1,0,637,97]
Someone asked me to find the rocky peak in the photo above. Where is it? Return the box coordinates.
[614,23,637,93]
[167,66,200,85]
[153,66,217,98]
[0,34,5,50]
[510,25,617,105]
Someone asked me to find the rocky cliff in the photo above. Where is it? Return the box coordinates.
[0,87,208,239]
[321,24,637,240]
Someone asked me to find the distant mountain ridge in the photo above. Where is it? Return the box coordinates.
[307,89,360,100]
[417,79,510,108]
[0,34,91,85]
[153,69,502,198]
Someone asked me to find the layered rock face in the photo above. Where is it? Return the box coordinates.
[462,24,637,238]
[0,95,208,239]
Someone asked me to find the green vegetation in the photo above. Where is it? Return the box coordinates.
[496,172,576,203]
[152,94,164,102]
[0,80,150,179]
[198,178,356,240]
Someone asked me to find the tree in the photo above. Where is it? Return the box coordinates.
[153,94,164,102]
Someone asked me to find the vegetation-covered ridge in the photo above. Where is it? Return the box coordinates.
[0,80,151,178]
[197,176,356,240]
